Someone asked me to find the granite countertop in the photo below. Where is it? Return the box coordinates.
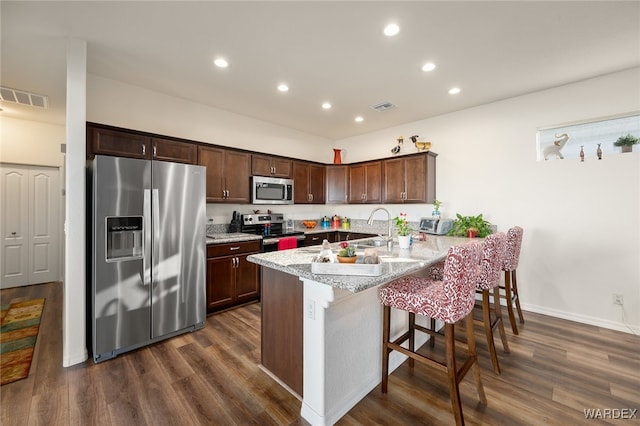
[247,235,472,293]
[206,233,263,245]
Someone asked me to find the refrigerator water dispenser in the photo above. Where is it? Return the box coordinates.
[105,216,143,261]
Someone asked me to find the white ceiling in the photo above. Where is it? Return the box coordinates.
[2,1,639,140]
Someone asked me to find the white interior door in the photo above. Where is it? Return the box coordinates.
[1,164,60,288]
[1,166,29,287]
[29,168,60,284]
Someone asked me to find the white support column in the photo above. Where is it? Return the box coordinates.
[63,38,88,366]
[299,277,431,426]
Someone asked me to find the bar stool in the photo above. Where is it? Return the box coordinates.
[501,226,524,334]
[427,234,510,374]
[379,241,485,426]
[477,232,510,374]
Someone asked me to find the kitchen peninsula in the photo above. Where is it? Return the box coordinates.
[247,236,470,426]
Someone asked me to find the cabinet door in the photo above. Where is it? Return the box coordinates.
[293,161,310,204]
[403,155,428,203]
[224,151,251,203]
[206,257,235,311]
[363,161,382,203]
[349,161,381,203]
[326,165,348,204]
[235,254,260,302]
[251,154,273,176]
[348,164,366,203]
[88,126,149,159]
[272,158,292,178]
[198,146,226,202]
[152,137,198,164]
[382,157,406,203]
[308,164,325,204]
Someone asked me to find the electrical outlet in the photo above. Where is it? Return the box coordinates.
[306,299,315,320]
[612,294,624,305]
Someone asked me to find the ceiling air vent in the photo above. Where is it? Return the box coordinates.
[0,87,49,109]
[370,101,396,112]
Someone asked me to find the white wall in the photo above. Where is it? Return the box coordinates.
[87,74,332,162]
[331,68,640,333]
[0,116,65,167]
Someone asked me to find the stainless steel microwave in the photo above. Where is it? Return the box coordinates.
[251,176,294,205]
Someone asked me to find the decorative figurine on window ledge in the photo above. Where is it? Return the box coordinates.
[543,133,570,160]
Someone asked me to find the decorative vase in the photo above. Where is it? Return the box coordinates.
[621,145,632,153]
[397,235,411,249]
[333,149,342,164]
[337,255,357,264]
[467,229,478,238]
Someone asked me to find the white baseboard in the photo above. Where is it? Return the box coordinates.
[63,348,88,367]
[522,303,640,335]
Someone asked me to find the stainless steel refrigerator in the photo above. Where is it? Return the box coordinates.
[89,155,206,362]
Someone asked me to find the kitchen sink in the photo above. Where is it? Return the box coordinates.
[354,239,387,248]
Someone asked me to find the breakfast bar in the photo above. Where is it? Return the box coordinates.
[247,235,469,426]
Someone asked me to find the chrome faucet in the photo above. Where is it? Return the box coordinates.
[367,207,393,251]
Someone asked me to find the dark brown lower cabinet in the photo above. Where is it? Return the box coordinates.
[206,241,261,313]
[261,267,303,396]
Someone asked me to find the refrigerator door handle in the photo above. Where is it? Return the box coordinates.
[152,188,160,285]
[143,188,152,286]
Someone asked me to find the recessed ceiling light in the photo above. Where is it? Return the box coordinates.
[277,84,289,92]
[421,62,436,72]
[383,23,400,37]
[213,58,228,68]
[448,87,461,95]
[354,116,364,123]
[322,102,332,110]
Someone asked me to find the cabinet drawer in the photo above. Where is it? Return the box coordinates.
[207,240,261,258]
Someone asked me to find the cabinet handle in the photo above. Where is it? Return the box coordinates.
[311,236,319,241]
[229,246,240,251]
[142,144,146,156]
[11,231,17,235]
[153,145,157,157]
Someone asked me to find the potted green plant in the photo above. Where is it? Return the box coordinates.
[337,242,357,263]
[447,213,492,238]
[614,133,639,153]
[432,199,442,218]
[394,212,413,248]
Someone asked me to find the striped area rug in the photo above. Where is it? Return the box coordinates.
[0,298,46,385]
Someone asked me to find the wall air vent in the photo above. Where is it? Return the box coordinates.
[371,101,396,112]
[0,87,49,109]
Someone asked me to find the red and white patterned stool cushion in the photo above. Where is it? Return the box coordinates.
[379,242,481,324]
[502,226,523,272]
[478,232,507,291]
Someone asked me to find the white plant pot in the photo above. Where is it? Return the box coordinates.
[398,235,411,249]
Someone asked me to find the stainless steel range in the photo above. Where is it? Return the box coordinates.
[241,213,305,252]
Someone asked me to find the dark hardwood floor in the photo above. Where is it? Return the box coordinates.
[1,282,638,425]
